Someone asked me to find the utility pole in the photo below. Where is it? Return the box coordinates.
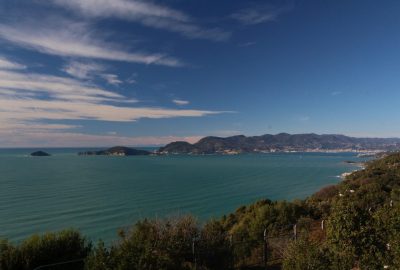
[192,237,197,270]
[230,234,234,269]
[263,228,268,269]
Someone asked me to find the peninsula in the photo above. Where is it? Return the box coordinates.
[158,133,400,155]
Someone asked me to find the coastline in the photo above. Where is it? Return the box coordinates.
[340,161,366,179]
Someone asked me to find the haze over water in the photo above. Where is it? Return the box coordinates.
[0,149,362,243]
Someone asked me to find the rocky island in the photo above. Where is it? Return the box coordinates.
[158,133,400,155]
[30,151,51,157]
[78,146,151,156]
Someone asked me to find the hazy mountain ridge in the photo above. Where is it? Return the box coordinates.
[158,133,400,154]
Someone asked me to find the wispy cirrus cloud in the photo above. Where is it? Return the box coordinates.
[0,70,126,102]
[63,60,123,85]
[0,69,219,123]
[62,61,105,79]
[0,21,183,67]
[100,73,123,85]
[0,130,204,148]
[0,56,222,147]
[231,3,292,25]
[172,99,189,105]
[48,0,231,41]
[51,0,190,22]
[0,56,26,70]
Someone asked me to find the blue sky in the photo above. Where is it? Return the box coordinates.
[0,0,400,147]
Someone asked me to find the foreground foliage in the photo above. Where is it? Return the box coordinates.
[2,153,400,269]
[0,229,90,270]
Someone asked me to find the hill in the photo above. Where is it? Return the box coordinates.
[158,133,400,154]
[78,146,151,156]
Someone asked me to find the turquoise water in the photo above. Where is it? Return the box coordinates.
[0,149,362,243]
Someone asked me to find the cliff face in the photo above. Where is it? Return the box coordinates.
[158,133,400,154]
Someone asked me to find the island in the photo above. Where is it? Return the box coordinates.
[158,133,400,155]
[30,151,51,157]
[78,146,151,156]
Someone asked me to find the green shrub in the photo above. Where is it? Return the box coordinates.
[0,229,91,270]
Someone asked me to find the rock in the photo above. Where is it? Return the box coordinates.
[31,151,51,157]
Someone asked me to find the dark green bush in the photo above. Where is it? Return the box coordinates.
[0,229,91,270]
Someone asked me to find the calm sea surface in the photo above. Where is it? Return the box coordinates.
[0,148,364,243]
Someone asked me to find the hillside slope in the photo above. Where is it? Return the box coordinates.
[158,133,400,154]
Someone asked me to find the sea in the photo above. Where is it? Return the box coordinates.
[0,148,366,244]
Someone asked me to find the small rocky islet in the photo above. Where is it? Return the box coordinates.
[30,151,51,157]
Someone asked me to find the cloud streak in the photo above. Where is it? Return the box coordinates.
[62,61,105,79]
[49,0,231,41]
[0,57,222,147]
[231,4,292,25]
[100,73,122,85]
[0,21,183,67]
[0,56,26,70]
[172,99,189,105]
[63,61,123,85]
[0,130,203,148]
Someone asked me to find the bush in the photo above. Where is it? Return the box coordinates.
[0,229,91,270]
[282,237,329,270]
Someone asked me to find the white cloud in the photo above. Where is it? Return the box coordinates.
[0,56,26,70]
[63,61,123,85]
[0,98,218,122]
[49,0,231,41]
[126,73,138,84]
[100,74,122,85]
[231,4,291,25]
[0,122,81,131]
[0,70,124,102]
[51,0,189,22]
[0,58,222,147]
[63,61,105,79]
[0,129,204,148]
[0,21,183,67]
[172,99,189,105]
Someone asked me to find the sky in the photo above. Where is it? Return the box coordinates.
[1,0,400,147]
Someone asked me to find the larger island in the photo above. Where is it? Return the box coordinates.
[79,146,151,156]
[158,133,400,154]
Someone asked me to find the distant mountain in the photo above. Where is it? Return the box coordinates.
[79,146,151,156]
[158,133,400,154]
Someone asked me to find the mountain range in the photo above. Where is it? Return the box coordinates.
[158,133,400,154]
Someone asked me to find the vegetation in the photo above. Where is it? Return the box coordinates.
[2,152,400,269]
[0,229,90,270]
